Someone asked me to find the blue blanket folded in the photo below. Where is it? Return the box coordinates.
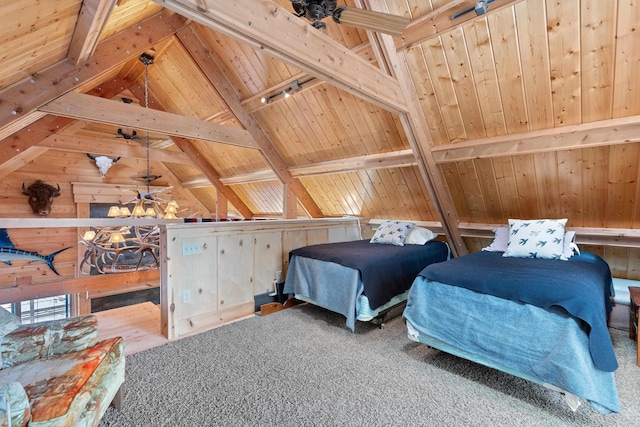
[419,251,617,372]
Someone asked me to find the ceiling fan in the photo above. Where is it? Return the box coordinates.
[289,1,409,36]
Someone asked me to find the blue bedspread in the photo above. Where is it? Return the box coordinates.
[419,251,617,372]
[290,239,449,309]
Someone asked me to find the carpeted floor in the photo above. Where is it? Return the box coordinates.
[99,304,640,427]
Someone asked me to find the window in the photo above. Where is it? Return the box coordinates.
[1,295,69,324]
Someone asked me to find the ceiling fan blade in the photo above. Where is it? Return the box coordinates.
[333,7,409,37]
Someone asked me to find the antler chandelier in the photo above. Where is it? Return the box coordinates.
[79,53,179,274]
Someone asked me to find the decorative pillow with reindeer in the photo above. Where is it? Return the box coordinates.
[503,218,567,260]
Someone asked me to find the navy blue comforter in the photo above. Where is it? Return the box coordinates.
[290,239,449,309]
[419,251,617,372]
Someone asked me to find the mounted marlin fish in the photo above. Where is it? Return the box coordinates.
[0,228,70,275]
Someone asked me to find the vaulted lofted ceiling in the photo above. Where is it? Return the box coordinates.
[1,0,640,257]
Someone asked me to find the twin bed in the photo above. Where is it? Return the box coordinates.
[283,237,449,331]
[283,219,620,414]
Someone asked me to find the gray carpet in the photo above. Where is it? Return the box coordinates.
[99,304,640,426]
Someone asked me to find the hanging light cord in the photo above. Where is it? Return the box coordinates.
[144,62,151,193]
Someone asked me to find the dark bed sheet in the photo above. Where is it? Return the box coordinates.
[289,239,449,310]
[419,251,616,372]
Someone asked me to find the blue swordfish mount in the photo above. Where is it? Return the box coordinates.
[0,228,70,275]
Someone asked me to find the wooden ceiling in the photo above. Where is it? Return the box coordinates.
[1,0,640,255]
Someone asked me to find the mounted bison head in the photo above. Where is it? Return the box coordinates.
[22,180,61,216]
[87,153,121,179]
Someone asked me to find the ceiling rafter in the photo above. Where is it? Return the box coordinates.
[126,81,254,219]
[362,0,468,256]
[153,0,408,115]
[240,42,376,113]
[67,0,118,65]
[431,115,640,163]
[0,77,136,181]
[0,11,188,137]
[176,25,323,218]
[37,134,193,165]
[151,162,214,218]
[39,92,258,149]
[394,0,526,51]
[181,149,418,188]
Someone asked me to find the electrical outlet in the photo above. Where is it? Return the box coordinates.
[182,289,191,303]
[182,243,201,256]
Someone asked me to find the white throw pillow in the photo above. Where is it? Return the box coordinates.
[482,227,509,252]
[562,230,576,260]
[404,227,437,245]
[503,219,567,260]
[370,220,415,246]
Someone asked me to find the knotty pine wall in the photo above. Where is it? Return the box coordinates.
[0,149,205,287]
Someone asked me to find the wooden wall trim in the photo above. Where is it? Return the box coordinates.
[0,270,159,305]
[372,219,640,249]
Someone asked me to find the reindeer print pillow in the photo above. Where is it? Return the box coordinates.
[503,218,567,260]
[370,220,415,246]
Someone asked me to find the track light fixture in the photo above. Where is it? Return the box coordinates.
[259,77,315,105]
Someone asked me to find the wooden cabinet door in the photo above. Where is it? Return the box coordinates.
[217,234,254,309]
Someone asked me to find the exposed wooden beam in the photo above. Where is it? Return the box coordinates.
[152,162,213,218]
[67,0,118,65]
[169,136,254,219]
[283,184,298,219]
[240,42,376,113]
[0,77,135,180]
[126,84,255,219]
[186,149,418,187]
[154,0,408,115]
[219,170,278,186]
[394,0,525,51]
[364,0,467,256]
[176,25,322,218]
[39,92,258,149]
[37,134,193,164]
[431,115,640,163]
[216,191,228,219]
[289,149,417,177]
[0,11,187,137]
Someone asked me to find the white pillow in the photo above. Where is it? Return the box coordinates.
[503,218,567,260]
[370,220,415,246]
[482,227,509,252]
[562,230,576,260]
[404,227,437,245]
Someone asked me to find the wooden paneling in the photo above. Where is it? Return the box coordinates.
[4,0,640,288]
[0,0,82,89]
